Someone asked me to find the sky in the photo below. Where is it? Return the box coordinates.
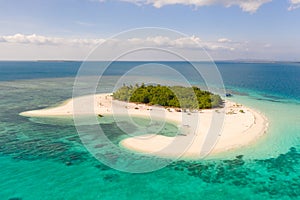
[0,0,300,61]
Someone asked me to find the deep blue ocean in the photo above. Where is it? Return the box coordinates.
[1,61,300,100]
[0,61,299,199]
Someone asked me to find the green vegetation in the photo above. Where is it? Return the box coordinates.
[113,84,223,109]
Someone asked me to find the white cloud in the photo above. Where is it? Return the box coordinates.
[0,34,105,46]
[0,33,239,53]
[1,34,52,44]
[0,33,250,60]
[0,34,236,51]
[128,35,201,48]
[288,0,300,10]
[218,38,232,43]
[100,0,300,12]
[124,35,235,51]
[117,0,272,13]
[146,36,173,46]
[172,35,202,47]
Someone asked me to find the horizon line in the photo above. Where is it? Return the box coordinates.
[0,59,299,63]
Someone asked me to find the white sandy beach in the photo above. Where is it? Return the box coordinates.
[20,93,268,158]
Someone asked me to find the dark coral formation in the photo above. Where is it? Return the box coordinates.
[168,148,300,198]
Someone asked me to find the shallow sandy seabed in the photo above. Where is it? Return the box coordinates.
[20,93,268,159]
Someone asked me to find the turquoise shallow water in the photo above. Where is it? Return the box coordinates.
[0,62,300,199]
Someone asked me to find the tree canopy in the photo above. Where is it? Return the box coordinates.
[113,84,223,109]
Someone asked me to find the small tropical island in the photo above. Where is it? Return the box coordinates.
[113,84,223,109]
[20,84,268,158]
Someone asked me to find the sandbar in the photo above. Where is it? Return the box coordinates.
[20,93,268,158]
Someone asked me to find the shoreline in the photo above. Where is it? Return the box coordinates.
[20,93,268,158]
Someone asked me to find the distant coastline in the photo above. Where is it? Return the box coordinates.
[1,60,300,63]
